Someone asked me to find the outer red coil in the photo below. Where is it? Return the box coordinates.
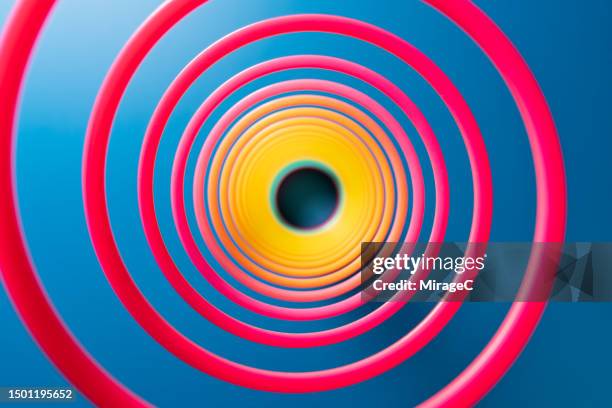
[85,11,493,391]
[0,1,566,406]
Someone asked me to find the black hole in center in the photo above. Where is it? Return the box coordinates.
[275,167,339,230]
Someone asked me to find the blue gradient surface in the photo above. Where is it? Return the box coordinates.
[1,1,610,407]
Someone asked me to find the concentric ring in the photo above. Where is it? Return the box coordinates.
[212,107,397,279]
[88,12,488,388]
[145,49,455,325]
[194,84,414,300]
[0,1,566,407]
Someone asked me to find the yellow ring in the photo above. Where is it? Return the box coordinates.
[203,95,407,288]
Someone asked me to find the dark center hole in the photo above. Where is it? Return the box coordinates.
[275,166,339,230]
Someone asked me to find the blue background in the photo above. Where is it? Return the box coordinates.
[1,0,610,407]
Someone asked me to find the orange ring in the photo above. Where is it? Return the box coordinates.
[200,95,408,288]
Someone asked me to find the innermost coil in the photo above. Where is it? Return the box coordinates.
[274,166,339,230]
